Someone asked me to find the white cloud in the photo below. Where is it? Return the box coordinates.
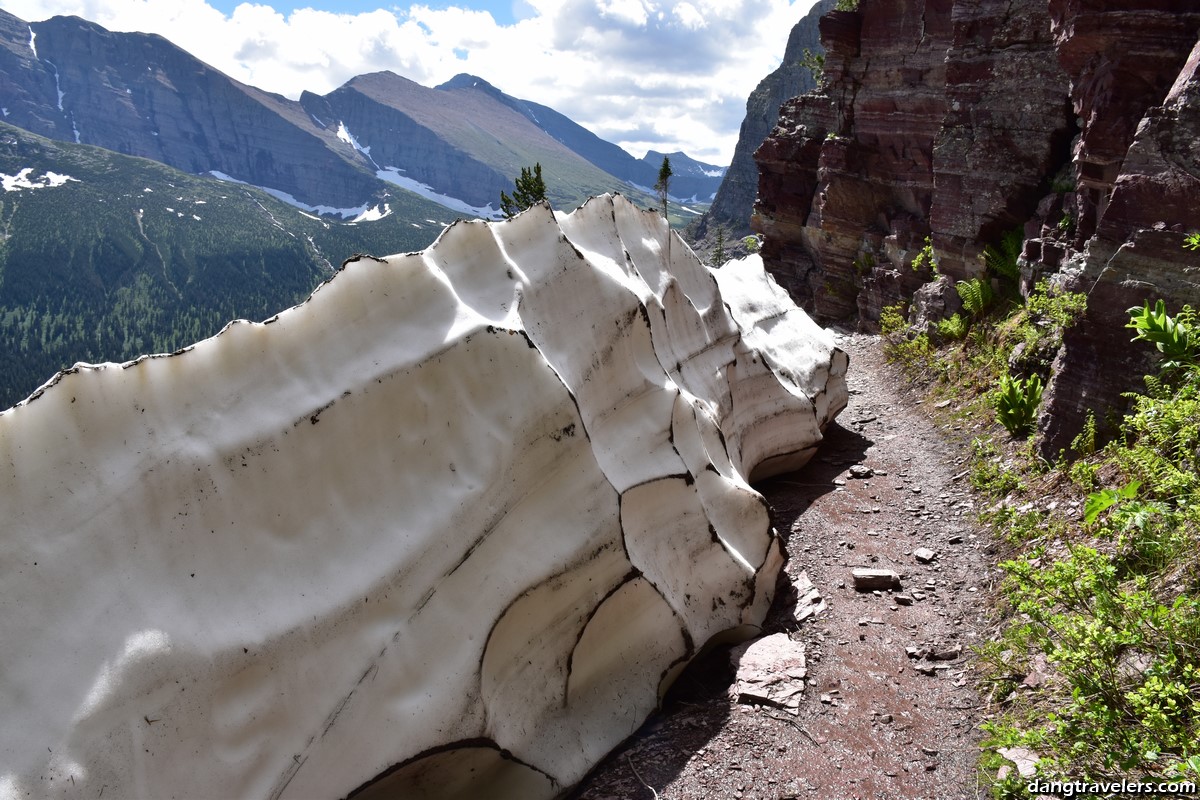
[674,2,705,29]
[5,0,823,165]
[597,0,652,26]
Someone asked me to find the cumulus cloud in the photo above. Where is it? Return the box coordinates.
[5,0,822,164]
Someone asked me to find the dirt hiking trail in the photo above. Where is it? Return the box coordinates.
[569,333,999,800]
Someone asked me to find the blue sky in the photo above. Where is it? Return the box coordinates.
[7,0,821,164]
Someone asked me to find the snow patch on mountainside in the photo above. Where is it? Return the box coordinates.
[350,203,391,223]
[376,166,503,219]
[626,181,713,210]
[336,122,379,169]
[2,168,79,192]
[208,170,372,220]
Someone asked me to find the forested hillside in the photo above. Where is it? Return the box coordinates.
[0,122,454,408]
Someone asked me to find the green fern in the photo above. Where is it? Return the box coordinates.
[956,278,994,318]
[911,236,937,274]
[982,229,1024,282]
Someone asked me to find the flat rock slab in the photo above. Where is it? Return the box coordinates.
[729,633,808,710]
[914,547,938,563]
[852,567,902,590]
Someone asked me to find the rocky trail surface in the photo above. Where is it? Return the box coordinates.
[569,334,998,800]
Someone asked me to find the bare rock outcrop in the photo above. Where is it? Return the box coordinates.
[752,0,1200,450]
[754,0,1070,328]
[0,195,846,800]
[1033,2,1200,453]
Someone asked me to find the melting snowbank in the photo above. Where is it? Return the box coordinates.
[1,167,78,192]
[0,195,846,800]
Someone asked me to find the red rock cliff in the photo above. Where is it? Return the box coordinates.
[754,0,1200,452]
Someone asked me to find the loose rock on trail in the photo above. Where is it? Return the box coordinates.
[569,333,998,800]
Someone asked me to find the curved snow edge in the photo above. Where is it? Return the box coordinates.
[0,194,846,800]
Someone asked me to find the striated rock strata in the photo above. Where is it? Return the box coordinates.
[1031,1,1200,453]
[754,0,1071,326]
[0,195,847,800]
[753,0,1200,450]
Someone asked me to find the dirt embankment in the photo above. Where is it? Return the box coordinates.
[569,333,999,800]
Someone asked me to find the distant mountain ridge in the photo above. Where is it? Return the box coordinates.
[436,74,726,204]
[0,9,725,218]
[0,8,728,407]
[0,120,454,409]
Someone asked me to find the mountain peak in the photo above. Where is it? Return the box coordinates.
[436,73,500,93]
[642,150,727,180]
[344,70,416,89]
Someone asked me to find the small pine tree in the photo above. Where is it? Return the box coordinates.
[713,226,727,266]
[654,156,672,220]
[500,163,547,219]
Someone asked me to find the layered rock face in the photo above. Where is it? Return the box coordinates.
[1033,2,1200,452]
[0,195,846,800]
[755,0,1070,325]
[753,0,1200,450]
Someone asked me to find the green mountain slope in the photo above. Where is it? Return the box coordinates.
[0,122,456,409]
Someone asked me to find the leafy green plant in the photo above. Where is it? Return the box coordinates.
[835,0,859,9]
[970,437,1025,497]
[879,302,907,337]
[742,235,761,254]
[1126,300,1198,372]
[914,237,1200,795]
[1025,282,1088,329]
[1071,411,1098,457]
[982,229,1024,283]
[937,313,967,340]
[1184,232,1200,251]
[800,48,825,86]
[853,251,876,276]
[994,372,1044,437]
[1118,376,1200,500]
[1083,480,1141,525]
[957,277,994,318]
[911,235,937,275]
[1171,754,1200,780]
[996,546,1200,777]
